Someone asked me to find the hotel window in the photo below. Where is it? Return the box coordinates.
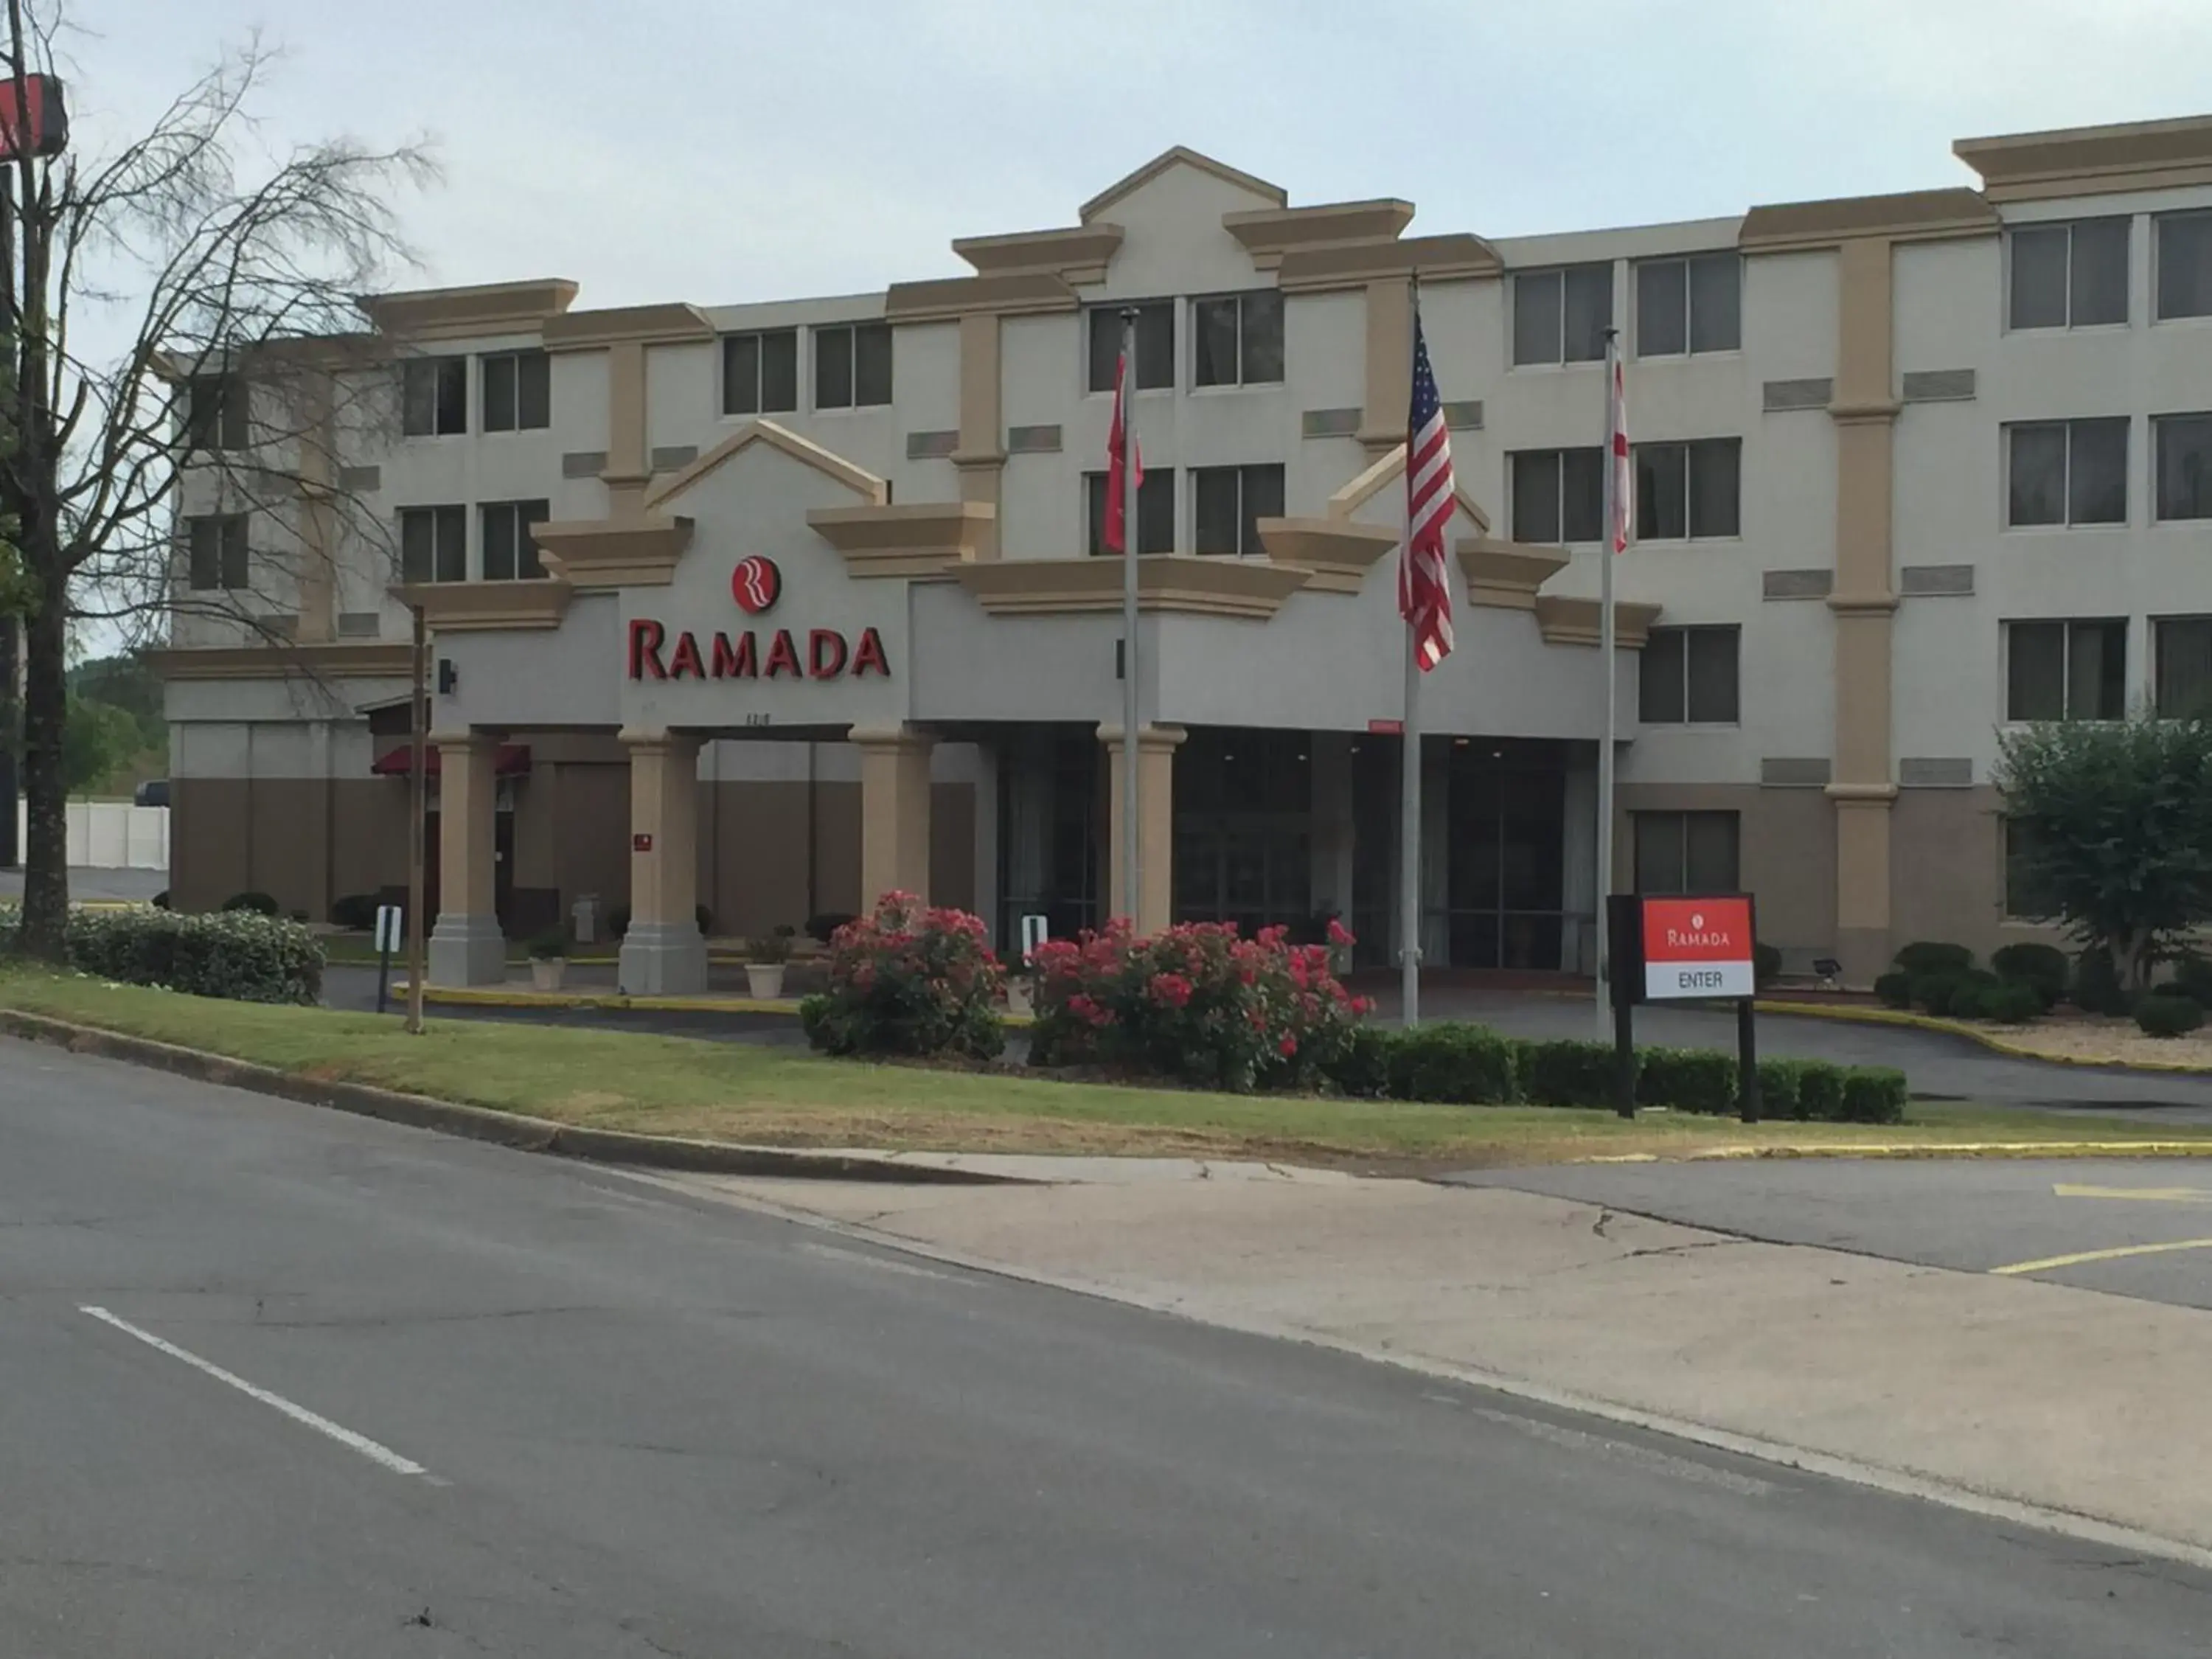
[2008,218,2129,330]
[1633,810,1739,895]
[1512,263,1610,366]
[2006,419,2127,526]
[480,500,549,582]
[1085,468,1175,555]
[1192,465,1284,557]
[401,357,467,437]
[184,375,248,451]
[185,513,248,591]
[2155,618,2212,719]
[1088,302,1175,392]
[722,329,799,416]
[1192,291,1284,387]
[1640,626,1739,725]
[2006,619,2126,721]
[1635,438,1742,540]
[2003,819,2062,920]
[814,321,893,410]
[1635,253,1740,355]
[2156,210,2212,321]
[398,504,467,584]
[1509,447,1603,543]
[2155,413,2212,521]
[480,349,550,431]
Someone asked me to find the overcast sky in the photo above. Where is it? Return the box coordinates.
[60,0,2212,312]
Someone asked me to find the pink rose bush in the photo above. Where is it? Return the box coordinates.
[799,891,1006,1060]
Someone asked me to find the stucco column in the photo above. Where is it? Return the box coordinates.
[950,313,1005,560]
[427,731,506,987]
[1100,723,1184,935]
[853,726,935,908]
[601,339,650,522]
[618,727,706,995]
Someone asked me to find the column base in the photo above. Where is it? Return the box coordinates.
[618,922,708,995]
[427,914,509,987]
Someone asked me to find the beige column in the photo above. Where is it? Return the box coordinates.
[617,727,706,994]
[1357,276,1412,455]
[1824,233,1903,985]
[1100,723,1184,935]
[853,726,936,907]
[426,731,506,986]
[950,313,1005,560]
[293,369,337,644]
[602,339,650,521]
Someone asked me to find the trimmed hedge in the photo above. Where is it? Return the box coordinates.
[1518,1038,1620,1108]
[2135,993,2205,1038]
[1894,941,1972,978]
[1635,1047,1739,1115]
[1382,1022,1518,1105]
[1756,1057,1810,1121]
[1797,1062,1846,1123]
[1952,978,2042,1025]
[0,905,324,1004]
[1839,1066,1908,1124]
[1873,971,1913,1010]
[1991,942,2067,1009]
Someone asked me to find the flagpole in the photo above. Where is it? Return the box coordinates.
[1119,308,1141,927]
[1399,276,1422,1029]
[1595,327,1620,1037]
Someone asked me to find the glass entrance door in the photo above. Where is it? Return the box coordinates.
[1172,728,1312,936]
[1441,740,1567,970]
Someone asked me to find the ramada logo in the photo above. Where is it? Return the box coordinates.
[731,556,781,616]
[1666,918,1735,948]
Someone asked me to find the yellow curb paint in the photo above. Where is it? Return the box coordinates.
[1753,998,2212,1077]
[1668,1141,2212,1161]
[1991,1237,2212,1276]
[2052,1183,2212,1203]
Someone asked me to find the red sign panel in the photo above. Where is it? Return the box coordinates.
[1641,895,1755,999]
[1367,718,1403,735]
[731,556,781,615]
[631,832,653,853]
[0,75,66,161]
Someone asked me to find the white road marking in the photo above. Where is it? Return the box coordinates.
[797,1241,956,1282]
[80,1306,432,1479]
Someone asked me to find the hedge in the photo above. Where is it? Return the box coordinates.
[1838,1066,1908,1124]
[1381,1022,1518,1105]
[2135,993,2205,1039]
[1873,971,1913,1010]
[1894,941,1973,978]
[1635,1047,1739,1115]
[1517,1038,1620,1108]
[1,905,323,1004]
[1952,978,2042,1025]
[1991,942,2068,1009]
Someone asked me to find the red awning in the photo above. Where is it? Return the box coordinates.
[371,743,532,778]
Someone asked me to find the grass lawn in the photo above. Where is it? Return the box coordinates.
[5,965,2210,1169]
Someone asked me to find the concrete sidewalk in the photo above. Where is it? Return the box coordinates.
[664,1164,2212,1562]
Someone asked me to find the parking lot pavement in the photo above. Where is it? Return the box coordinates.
[1453,1158,2212,1312]
[0,867,167,903]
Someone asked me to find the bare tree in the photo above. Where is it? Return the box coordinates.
[0,0,432,957]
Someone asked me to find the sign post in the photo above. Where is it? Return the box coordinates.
[373,904,403,1016]
[1606,892,1762,1123]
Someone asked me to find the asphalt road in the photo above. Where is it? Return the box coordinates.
[3,1043,2211,1655]
[1458,1158,2212,1311]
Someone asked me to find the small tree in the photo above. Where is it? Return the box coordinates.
[1994,714,2212,990]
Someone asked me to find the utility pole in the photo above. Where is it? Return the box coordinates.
[406,602,425,1034]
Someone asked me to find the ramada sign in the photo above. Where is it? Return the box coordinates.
[626,556,889,683]
[1640,895,1756,1001]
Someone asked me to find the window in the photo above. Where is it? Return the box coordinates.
[1191,465,1284,557]
[480,350,550,431]
[2004,818,2062,920]
[1192,291,1284,387]
[1635,253,1740,355]
[1088,302,1175,392]
[723,330,799,416]
[402,358,467,437]
[184,375,248,451]
[2155,617,2212,718]
[480,500,549,581]
[2006,419,2127,526]
[813,321,892,410]
[2006,619,2126,721]
[1512,264,1611,366]
[1635,438,1741,539]
[2155,413,2212,521]
[1085,468,1175,555]
[399,504,467,584]
[1639,626,1740,724]
[185,514,248,591]
[2156,210,2212,321]
[1509,448,1604,543]
[2008,218,2129,330]
[1634,811,1739,895]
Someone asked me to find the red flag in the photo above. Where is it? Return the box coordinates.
[1607,351,1630,554]
[1397,308,1455,670]
[1103,350,1144,554]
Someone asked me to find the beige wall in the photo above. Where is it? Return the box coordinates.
[1612,783,1837,954]
[170,777,406,919]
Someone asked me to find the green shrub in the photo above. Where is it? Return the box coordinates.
[1893,941,1972,978]
[1517,1038,1621,1108]
[1635,1047,1739,1115]
[1909,972,1964,1016]
[220,890,279,917]
[2164,950,2212,1008]
[1756,1057,1812,1121]
[328,893,378,931]
[2135,994,2205,1038]
[64,908,323,1004]
[1796,1061,1847,1122]
[1872,971,1913,1010]
[1991,942,2068,1009]
[526,928,569,961]
[2072,947,2131,1015]
[1382,1022,1518,1105]
[150,889,170,911]
[1838,1066,1908,1124]
[1324,1025,1395,1099]
[804,891,1006,1062]
[1754,941,1783,990]
[1961,980,2042,1025]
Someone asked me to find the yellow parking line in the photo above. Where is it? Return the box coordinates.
[2053,1183,2212,1203]
[1991,1237,2212,1276]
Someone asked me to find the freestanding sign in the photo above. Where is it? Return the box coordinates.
[1606,892,1762,1123]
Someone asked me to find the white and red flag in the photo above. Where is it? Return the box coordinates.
[1103,350,1144,554]
[1397,307,1455,669]
[1607,349,1631,554]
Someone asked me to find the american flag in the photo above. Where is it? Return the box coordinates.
[1398,307,1455,670]
[1607,349,1630,554]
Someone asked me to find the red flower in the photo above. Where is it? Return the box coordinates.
[1278,1034,1298,1057]
[1326,917,1354,947]
[1148,972,1194,1009]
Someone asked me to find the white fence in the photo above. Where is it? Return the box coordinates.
[13,800,170,871]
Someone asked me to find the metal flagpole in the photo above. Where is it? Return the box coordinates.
[1398,279,1423,1030]
[1119,308,1141,926]
[1594,328,1620,1037]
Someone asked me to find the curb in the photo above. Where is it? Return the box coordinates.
[1582,1139,2212,1164]
[403,981,1043,1027]
[1753,997,2212,1076]
[0,1009,1034,1186]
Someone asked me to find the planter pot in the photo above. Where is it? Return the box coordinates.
[1006,981,1034,1018]
[745,963,787,999]
[531,958,567,992]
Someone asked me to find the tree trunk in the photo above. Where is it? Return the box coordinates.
[15,540,63,957]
